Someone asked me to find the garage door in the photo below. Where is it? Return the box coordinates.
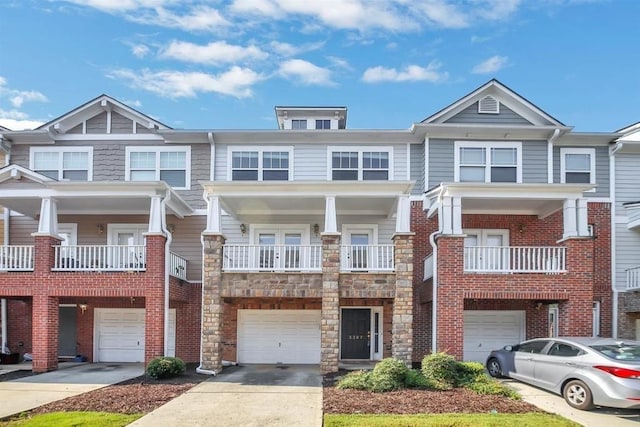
[237,310,321,364]
[95,308,176,362]
[463,310,525,363]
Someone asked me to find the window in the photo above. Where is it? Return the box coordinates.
[229,147,292,181]
[291,119,307,130]
[316,119,331,130]
[126,147,190,189]
[30,147,93,181]
[455,142,521,183]
[329,147,392,181]
[561,148,595,184]
[515,340,549,354]
[547,343,581,357]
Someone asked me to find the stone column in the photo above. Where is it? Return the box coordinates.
[392,232,415,366]
[32,294,59,372]
[321,233,341,374]
[200,233,225,373]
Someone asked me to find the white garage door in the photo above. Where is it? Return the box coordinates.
[463,310,525,363]
[237,310,321,364]
[95,308,176,362]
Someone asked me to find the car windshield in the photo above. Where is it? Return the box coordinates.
[590,343,640,361]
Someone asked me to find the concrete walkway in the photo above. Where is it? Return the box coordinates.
[0,363,144,418]
[506,379,640,427]
[130,365,323,427]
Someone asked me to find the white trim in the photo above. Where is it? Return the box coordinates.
[342,224,379,245]
[478,95,500,114]
[227,146,294,181]
[327,146,394,181]
[453,141,522,183]
[125,146,191,190]
[548,305,559,337]
[560,147,596,190]
[592,301,601,337]
[107,224,147,246]
[424,136,429,191]
[339,306,384,361]
[29,146,94,181]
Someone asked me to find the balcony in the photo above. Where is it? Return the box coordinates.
[53,245,147,272]
[0,245,34,271]
[223,245,322,272]
[340,245,394,272]
[627,266,640,291]
[464,246,566,274]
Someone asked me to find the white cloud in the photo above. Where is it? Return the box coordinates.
[362,62,448,83]
[122,99,142,107]
[472,55,509,74]
[278,59,335,86]
[326,56,352,71]
[269,40,324,57]
[0,109,44,130]
[131,44,150,58]
[160,40,267,65]
[107,67,264,98]
[0,78,48,129]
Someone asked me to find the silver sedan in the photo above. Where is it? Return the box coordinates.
[485,337,640,410]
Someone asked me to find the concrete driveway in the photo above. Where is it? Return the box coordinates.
[506,379,640,426]
[0,363,144,418]
[130,365,323,427]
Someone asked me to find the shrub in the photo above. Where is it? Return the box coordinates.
[336,370,372,390]
[464,375,520,399]
[146,356,186,379]
[421,352,458,390]
[404,369,431,389]
[369,358,410,392]
[455,361,486,387]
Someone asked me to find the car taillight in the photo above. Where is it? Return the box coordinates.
[594,366,640,379]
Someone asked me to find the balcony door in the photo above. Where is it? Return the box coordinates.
[108,225,146,269]
[464,229,509,272]
[342,225,377,270]
[251,225,308,271]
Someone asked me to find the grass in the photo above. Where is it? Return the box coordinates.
[324,413,582,427]
[0,411,142,427]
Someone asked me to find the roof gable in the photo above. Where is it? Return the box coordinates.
[422,79,565,127]
[36,94,171,135]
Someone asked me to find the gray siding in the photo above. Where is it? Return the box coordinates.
[553,146,610,198]
[410,143,424,195]
[68,123,83,134]
[615,154,640,210]
[8,215,37,245]
[293,145,327,180]
[86,112,107,133]
[428,139,454,186]
[522,140,548,183]
[444,102,535,125]
[111,112,133,134]
[615,224,640,291]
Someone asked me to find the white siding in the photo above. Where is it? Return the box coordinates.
[615,224,640,291]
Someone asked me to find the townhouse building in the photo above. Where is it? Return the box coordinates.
[0,80,617,373]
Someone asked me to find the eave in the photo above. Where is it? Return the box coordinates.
[412,123,570,140]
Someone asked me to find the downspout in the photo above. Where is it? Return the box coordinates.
[548,129,561,184]
[610,148,618,338]
[429,230,440,354]
[1,299,7,354]
[160,189,172,357]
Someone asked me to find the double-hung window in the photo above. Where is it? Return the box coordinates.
[229,147,292,181]
[126,147,190,189]
[455,142,521,183]
[291,119,307,130]
[316,119,331,130]
[30,147,93,181]
[329,147,392,181]
[560,148,595,184]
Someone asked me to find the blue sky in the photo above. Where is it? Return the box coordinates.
[0,0,637,131]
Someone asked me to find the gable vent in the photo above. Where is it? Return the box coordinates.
[478,95,500,114]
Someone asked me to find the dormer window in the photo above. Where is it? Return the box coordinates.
[478,95,500,114]
[316,120,331,130]
[291,119,307,130]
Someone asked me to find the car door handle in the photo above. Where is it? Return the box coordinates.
[564,362,577,366]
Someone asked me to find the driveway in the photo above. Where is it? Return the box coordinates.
[130,365,323,427]
[0,363,144,418]
[505,379,640,427]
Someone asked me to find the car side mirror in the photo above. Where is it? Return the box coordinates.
[504,345,513,352]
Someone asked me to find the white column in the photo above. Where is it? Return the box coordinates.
[37,197,58,235]
[324,196,337,233]
[148,195,163,233]
[442,196,452,235]
[577,198,589,236]
[205,195,221,234]
[452,197,462,235]
[395,195,410,233]
[563,198,578,239]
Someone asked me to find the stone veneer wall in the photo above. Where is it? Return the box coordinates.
[392,233,414,366]
[221,273,323,298]
[200,233,225,373]
[320,233,341,373]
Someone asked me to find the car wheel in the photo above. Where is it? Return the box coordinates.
[563,380,594,410]
[486,358,503,378]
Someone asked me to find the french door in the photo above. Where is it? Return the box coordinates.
[108,225,147,269]
[464,229,509,271]
[252,226,306,270]
[342,226,375,270]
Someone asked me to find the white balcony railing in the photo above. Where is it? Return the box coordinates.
[53,245,146,272]
[0,245,34,271]
[423,254,433,281]
[627,266,640,291]
[341,245,394,272]
[223,245,322,272]
[464,246,566,274]
[170,252,188,280]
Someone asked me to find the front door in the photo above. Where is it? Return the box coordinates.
[58,306,77,357]
[341,308,371,359]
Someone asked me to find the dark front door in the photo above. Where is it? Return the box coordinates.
[58,306,77,357]
[341,309,371,359]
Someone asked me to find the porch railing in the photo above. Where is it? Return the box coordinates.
[52,245,146,272]
[0,245,34,271]
[627,266,640,290]
[341,245,394,272]
[170,252,188,280]
[464,246,566,274]
[223,245,322,271]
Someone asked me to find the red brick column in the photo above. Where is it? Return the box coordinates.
[33,235,61,274]
[32,294,59,372]
[392,233,414,366]
[200,233,225,373]
[435,235,465,360]
[559,238,594,336]
[321,233,341,374]
[144,234,166,364]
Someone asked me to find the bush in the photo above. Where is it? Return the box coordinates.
[404,369,431,389]
[455,361,486,387]
[146,356,186,379]
[464,375,520,399]
[336,370,372,390]
[369,358,410,392]
[421,352,458,390]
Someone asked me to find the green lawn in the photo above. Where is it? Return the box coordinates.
[0,411,141,427]
[325,413,581,427]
